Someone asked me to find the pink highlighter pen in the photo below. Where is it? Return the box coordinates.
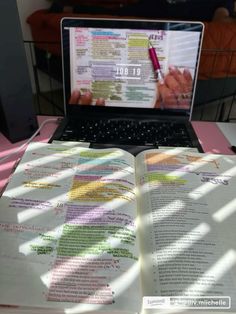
[148,41,164,83]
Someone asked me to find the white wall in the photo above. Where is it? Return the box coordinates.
[16,0,50,40]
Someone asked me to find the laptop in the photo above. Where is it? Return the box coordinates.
[50,18,204,154]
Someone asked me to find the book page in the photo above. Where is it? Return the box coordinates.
[0,143,142,313]
[135,148,236,311]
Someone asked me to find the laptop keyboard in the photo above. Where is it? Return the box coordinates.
[60,119,194,147]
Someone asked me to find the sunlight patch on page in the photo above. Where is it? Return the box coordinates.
[5,168,75,199]
[185,250,236,295]
[69,179,136,203]
[14,167,135,224]
[19,226,61,256]
[76,158,133,177]
[17,208,50,224]
[140,199,185,225]
[5,146,123,198]
[151,199,185,223]
[144,150,221,180]
[153,223,210,264]
[189,166,236,200]
[17,145,80,169]
[40,252,140,312]
[65,202,137,230]
[212,198,236,222]
[63,261,140,314]
[17,196,68,223]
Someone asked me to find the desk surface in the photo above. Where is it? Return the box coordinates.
[216,122,236,147]
[0,117,235,195]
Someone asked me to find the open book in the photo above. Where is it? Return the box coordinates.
[0,142,236,314]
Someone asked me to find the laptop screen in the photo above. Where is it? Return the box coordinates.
[61,18,204,118]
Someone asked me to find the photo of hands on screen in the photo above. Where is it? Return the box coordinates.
[68,27,200,110]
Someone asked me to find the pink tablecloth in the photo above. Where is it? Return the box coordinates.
[0,116,60,196]
[191,121,234,155]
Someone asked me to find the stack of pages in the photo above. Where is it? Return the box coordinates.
[0,142,236,314]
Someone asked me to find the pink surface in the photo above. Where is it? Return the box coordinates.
[0,118,234,195]
[191,121,234,155]
[0,116,60,196]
